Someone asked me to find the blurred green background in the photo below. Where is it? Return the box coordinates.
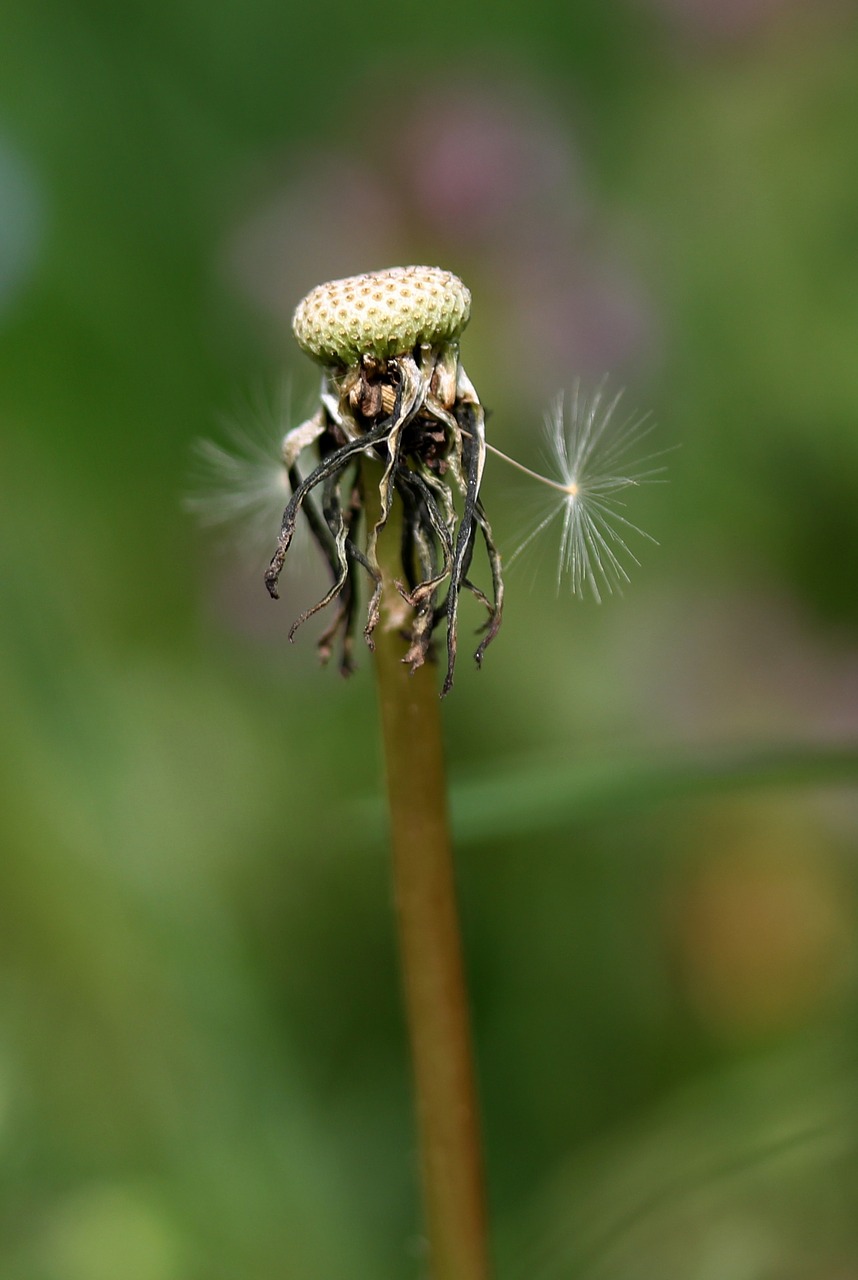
[2,0,858,1276]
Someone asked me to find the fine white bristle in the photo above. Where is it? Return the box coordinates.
[184,385,298,557]
[507,379,667,601]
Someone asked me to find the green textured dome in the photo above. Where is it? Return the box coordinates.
[292,266,471,366]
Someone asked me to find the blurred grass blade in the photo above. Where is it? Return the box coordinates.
[504,1040,858,1280]
[449,743,858,844]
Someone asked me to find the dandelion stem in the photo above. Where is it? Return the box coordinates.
[362,462,492,1280]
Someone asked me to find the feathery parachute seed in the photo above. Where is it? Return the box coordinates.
[292,266,471,366]
[505,382,664,601]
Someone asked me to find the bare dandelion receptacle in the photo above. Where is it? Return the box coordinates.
[265,266,503,694]
[292,265,472,366]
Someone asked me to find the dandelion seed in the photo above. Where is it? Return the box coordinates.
[503,379,666,601]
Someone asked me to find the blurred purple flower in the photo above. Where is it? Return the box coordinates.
[396,80,582,243]
[640,0,826,40]
[497,252,659,396]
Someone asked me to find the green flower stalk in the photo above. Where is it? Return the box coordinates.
[363,468,491,1280]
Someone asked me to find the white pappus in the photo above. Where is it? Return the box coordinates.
[501,379,666,601]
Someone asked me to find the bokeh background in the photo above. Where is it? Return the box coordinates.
[2,0,858,1276]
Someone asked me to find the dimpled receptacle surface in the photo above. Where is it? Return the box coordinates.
[292,266,471,366]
